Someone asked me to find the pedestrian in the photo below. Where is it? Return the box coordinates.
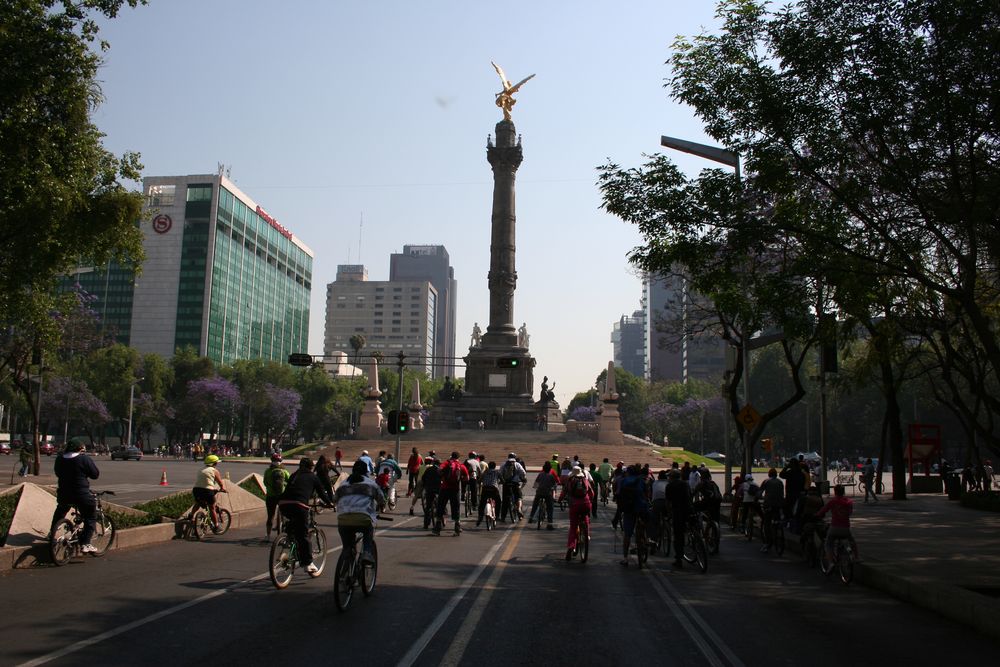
[862,458,878,503]
[983,460,995,493]
[18,444,32,477]
[780,458,806,526]
[334,446,343,473]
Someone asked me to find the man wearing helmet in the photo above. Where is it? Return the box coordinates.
[263,453,290,540]
[193,454,228,531]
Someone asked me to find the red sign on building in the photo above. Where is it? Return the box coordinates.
[255,206,293,240]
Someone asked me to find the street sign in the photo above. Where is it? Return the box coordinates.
[288,353,313,367]
[737,404,761,431]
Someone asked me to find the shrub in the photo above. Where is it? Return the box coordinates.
[134,492,195,519]
[105,509,160,530]
[959,491,1000,513]
[239,477,265,499]
[0,489,22,546]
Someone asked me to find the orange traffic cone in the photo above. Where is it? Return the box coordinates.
[159,469,169,486]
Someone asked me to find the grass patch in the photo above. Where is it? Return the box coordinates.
[960,491,1000,512]
[105,509,160,529]
[280,441,321,458]
[655,449,726,468]
[134,492,195,519]
[239,477,265,499]
[0,489,22,546]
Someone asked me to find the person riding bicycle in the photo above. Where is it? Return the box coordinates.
[560,466,595,560]
[419,456,442,528]
[406,447,423,497]
[464,451,481,510]
[597,458,614,502]
[738,473,762,532]
[376,454,403,506]
[528,460,558,530]
[335,460,385,565]
[264,453,290,540]
[815,484,859,562]
[51,442,101,554]
[759,468,785,553]
[434,452,469,535]
[358,450,375,476]
[648,470,670,547]
[618,464,650,567]
[193,454,228,531]
[499,453,526,522]
[476,461,503,526]
[665,469,692,568]
[278,457,334,574]
[692,468,722,523]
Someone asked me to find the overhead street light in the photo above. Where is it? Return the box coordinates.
[126,376,144,451]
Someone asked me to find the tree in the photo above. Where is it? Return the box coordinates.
[180,376,242,448]
[39,375,111,447]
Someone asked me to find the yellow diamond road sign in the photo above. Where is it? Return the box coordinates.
[737,404,761,431]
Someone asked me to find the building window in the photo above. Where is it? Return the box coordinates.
[374,319,382,324]
[392,311,401,316]
[186,184,212,202]
[147,184,175,206]
[393,287,402,292]
[393,295,401,300]
[354,327,365,332]
[392,320,401,325]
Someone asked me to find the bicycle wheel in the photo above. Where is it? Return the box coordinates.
[838,544,853,584]
[362,541,378,595]
[636,523,648,568]
[486,501,496,531]
[214,508,232,535]
[91,511,115,556]
[691,531,708,573]
[663,520,673,557]
[269,535,295,589]
[580,526,590,563]
[773,523,785,556]
[820,547,835,576]
[191,509,208,540]
[464,489,472,517]
[333,552,354,611]
[683,530,697,563]
[309,528,328,576]
[50,519,76,566]
[744,512,756,541]
[704,519,720,555]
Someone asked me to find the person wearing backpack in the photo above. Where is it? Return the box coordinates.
[617,465,650,567]
[559,466,595,560]
[434,452,469,535]
[498,453,527,522]
[464,451,481,511]
[476,461,503,526]
[264,453,291,540]
[418,456,441,528]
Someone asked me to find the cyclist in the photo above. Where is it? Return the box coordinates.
[759,468,785,553]
[665,469,692,567]
[597,458,613,504]
[692,468,722,524]
[51,442,100,554]
[420,456,442,528]
[464,451,481,510]
[738,473,761,533]
[264,453,290,540]
[278,457,334,574]
[499,453,527,522]
[476,461,503,526]
[617,465,649,567]
[560,466,594,560]
[315,455,336,500]
[358,450,375,476]
[335,460,385,565]
[406,447,422,497]
[193,454,228,531]
[528,460,558,530]
[434,452,469,535]
[648,470,669,548]
[815,484,859,562]
[610,460,628,529]
[376,454,403,507]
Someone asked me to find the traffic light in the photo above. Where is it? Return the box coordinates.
[288,353,313,367]
[386,410,399,433]
[497,358,519,368]
[397,411,409,434]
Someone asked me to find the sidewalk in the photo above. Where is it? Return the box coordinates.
[733,492,1000,641]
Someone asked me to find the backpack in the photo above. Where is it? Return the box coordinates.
[501,461,517,483]
[422,464,441,491]
[447,461,463,485]
[570,476,587,499]
[701,480,721,501]
[617,479,638,509]
[745,482,760,500]
[269,466,287,495]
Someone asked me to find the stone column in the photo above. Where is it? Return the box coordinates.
[484,120,522,346]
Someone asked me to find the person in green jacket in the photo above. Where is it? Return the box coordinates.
[263,453,291,540]
[19,444,33,477]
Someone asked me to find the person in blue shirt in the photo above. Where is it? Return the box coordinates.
[617,465,649,567]
[358,450,375,476]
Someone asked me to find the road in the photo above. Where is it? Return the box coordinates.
[2,499,997,667]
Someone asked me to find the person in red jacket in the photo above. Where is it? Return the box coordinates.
[406,447,423,497]
[559,466,595,560]
[815,484,859,561]
[434,452,469,535]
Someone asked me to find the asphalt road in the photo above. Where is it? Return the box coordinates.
[2,498,998,667]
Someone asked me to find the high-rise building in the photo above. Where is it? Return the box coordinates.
[68,173,313,365]
[612,310,646,379]
[389,245,457,379]
[324,265,437,376]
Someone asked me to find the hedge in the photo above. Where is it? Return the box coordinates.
[134,492,196,519]
[0,489,22,546]
[959,491,1000,513]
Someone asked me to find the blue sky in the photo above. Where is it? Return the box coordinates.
[94,0,724,405]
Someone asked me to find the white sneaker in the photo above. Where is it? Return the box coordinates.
[305,562,319,575]
[81,544,98,554]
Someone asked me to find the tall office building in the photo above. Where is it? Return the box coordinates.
[389,245,457,379]
[324,265,437,377]
[68,173,313,365]
[612,310,647,379]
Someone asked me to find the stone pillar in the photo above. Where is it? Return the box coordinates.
[358,357,384,439]
[483,120,522,347]
[597,361,623,446]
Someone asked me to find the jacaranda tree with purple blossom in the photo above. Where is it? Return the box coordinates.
[178,376,242,448]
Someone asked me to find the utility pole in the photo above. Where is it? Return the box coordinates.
[395,351,405,462]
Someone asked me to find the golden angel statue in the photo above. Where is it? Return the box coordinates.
[491,61,535,121]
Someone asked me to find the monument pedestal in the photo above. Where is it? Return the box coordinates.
[358,397,384,439]
[537,401,565,432]
[597,400,623,446]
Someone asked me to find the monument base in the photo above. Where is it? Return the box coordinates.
[358,398,384,439]
[597,401,623,446]
[462,343,534,398]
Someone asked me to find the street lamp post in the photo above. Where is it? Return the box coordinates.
[126,377,144,450]
[660,135,751,473]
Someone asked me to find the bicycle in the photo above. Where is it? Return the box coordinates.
[634,513,649,569]
[698,510,720,555]
[569,519,589,563]
[50,491,117,566]
[484,495,497,531]
[820,533,856,584]
[334,516,390,612]
[683,514,709,573]
[859,478,885,495]
[800,520,824,568]
[189,502,232,539]
[650,508,671,557]
[268,503,328,589]
[743,503,761,542]
[763,509,785,556]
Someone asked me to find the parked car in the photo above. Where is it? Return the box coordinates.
[0,441,11,455]
[111,446,143,461]
[39,442,57,456]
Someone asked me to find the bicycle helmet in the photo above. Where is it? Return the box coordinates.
[205,454,220,465]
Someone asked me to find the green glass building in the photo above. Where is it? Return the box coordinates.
[71,174,313,365]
